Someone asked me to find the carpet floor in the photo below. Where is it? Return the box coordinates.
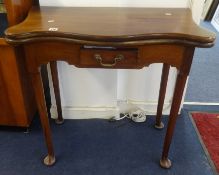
[185,21,219,102]
[0,110,215,175]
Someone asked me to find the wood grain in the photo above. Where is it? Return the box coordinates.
[0,38,36,126]
[160,47,195,168]
[4,0,39,26]
[0,0,38,127]
[5,7,215,47]
[80,48,138,68]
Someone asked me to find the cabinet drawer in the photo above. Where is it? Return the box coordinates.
[79,47,138,68]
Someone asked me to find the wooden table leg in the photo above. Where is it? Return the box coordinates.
[160,71,187,168]
[160,48,194,169]
[31,71,56,166]
[50,61,64,124]
[155,63,170,129]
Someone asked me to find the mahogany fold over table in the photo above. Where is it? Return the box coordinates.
[5,6,216,168]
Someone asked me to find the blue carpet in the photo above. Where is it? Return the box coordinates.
[0,13,7,37]
[0,111,215,175]
[185,21,219,102]
[183,104,219,113]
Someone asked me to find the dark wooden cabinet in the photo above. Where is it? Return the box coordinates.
[0,39,36,127]
[0,1,38,127]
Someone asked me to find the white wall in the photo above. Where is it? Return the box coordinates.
[189,0,205,24]
[40,0,204,119]
[41,0,188,7]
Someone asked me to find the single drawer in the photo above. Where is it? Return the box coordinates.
[79,47,138,68]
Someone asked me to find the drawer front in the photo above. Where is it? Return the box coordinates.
[79,48,138,68]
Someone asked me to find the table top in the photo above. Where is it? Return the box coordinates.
[5,7,216,47]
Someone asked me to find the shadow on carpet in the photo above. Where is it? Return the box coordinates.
[0,110,215,175]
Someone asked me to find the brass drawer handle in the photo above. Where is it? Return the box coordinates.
[94,54,124,67]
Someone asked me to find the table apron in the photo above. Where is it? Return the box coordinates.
[23,41,190,73]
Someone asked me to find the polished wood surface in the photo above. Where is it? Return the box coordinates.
[0,38,36,127]
[80,47,138,68]
[160,47,195,168]
[0,1,37,127]
[5,6,216,168]
[19,42,188,70]
[4,0,39,26]
[5,7,215,47]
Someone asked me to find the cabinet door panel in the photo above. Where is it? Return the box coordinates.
[0,71,14,124]
[0,40,36,127]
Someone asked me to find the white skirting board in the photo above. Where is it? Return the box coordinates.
[50,100,173,119]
